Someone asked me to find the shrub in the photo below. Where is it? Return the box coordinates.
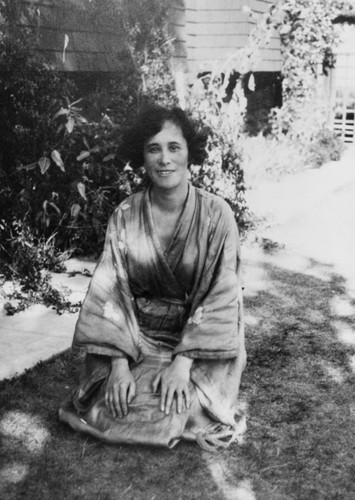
[240,134,305,188]
[0,0,177,258]
[1,0,250,267]
[0,219,78,315]
[186,80,250,231]
[0,23,77,247]
[306,128,345,167]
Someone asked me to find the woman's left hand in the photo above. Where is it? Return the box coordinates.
[152,355,193,415]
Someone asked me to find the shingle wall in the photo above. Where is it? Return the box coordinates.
[15,0,127,71]
[12,0,282,74]
[171,0,281,75]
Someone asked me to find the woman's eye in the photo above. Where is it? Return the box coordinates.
[147,146,160,153]
[170,145,180,152]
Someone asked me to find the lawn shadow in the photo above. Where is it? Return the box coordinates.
[238,251,355,499]
[1,251,355,499]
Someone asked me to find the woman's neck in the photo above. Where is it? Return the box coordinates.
[150,182,189,214]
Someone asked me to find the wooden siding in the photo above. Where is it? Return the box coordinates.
[13,0,127,71]
[10,0,282,74]
[170,1,187,71]
[248,0,281,72]
[171,0,281,75]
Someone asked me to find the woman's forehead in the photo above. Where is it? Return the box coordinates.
[146,120,186,144]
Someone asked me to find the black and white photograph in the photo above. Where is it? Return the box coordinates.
[1,1,355,498]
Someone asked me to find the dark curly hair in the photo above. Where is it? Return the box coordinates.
[119,104,208,168]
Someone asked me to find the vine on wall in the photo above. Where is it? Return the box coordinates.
[239,0,352,137]
[267,0,351,134]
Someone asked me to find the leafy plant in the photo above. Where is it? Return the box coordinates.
[307,127,345,167]
[186,78,250,230]
[263,0,352,135]
[0,0,181,258]
[0,219,79,315]
[240,133,305,188]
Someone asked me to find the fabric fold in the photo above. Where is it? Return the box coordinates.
[61,185,246,449]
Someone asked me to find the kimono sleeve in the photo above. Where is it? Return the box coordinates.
[72,207,141,363]
[174,203,243,360]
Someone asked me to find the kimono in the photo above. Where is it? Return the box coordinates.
[59,185,246,450]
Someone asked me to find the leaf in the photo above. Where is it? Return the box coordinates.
[248,73,255,91]
[51,150,65,171]
[66,116,75,134]
[69,98,83,108]
[64,34,69,51]
[70,203,81,218]
[92,217,100,234]
[103,154,115,162]
[76,115,88,124]
[53,107,69,120]
[38,156,51,174]
[63,34,69,63]
[17,162,38,171]
[76,151,90,161]
[48,202,61,215]
[77,182,87,200]
[280,24,292,35]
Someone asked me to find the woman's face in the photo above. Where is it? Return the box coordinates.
[143,120,189,192]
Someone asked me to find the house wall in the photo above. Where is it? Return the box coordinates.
[11,0,282,75]
[332,25,355,143]
[171,0,281,76]
[12,0,127,71]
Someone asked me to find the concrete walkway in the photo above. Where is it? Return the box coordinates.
[244,146,355,293]
[0,259,96,380]
[1,146,354,381]
[246,145,355,226]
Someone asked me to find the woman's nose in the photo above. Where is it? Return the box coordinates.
[159,148,171,165]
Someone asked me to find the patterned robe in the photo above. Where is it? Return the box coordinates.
[59,185,246,449]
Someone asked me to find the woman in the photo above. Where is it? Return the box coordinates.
[59,105,246,450]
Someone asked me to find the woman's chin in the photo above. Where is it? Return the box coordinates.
[152,176,182,191]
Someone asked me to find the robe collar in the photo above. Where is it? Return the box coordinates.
[143,184,196,300]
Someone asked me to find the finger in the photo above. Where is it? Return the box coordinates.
[183,385,191,410]
[176,389,183,414]
[105,388,110,411]
[108,392,116,418]
[112,385,122,419]
[119,383,128,417]
[152,373,161,393]
[164,386,174,415]
[105,387,115,417]
[127,381,136,404]
[111,396,119,418]
[160,383,167,413]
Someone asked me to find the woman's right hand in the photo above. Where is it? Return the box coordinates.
[105,357,136,418]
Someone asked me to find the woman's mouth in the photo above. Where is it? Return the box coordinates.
[156,170,175,177]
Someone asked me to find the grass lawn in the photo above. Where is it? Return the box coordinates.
[1,251,355,499]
